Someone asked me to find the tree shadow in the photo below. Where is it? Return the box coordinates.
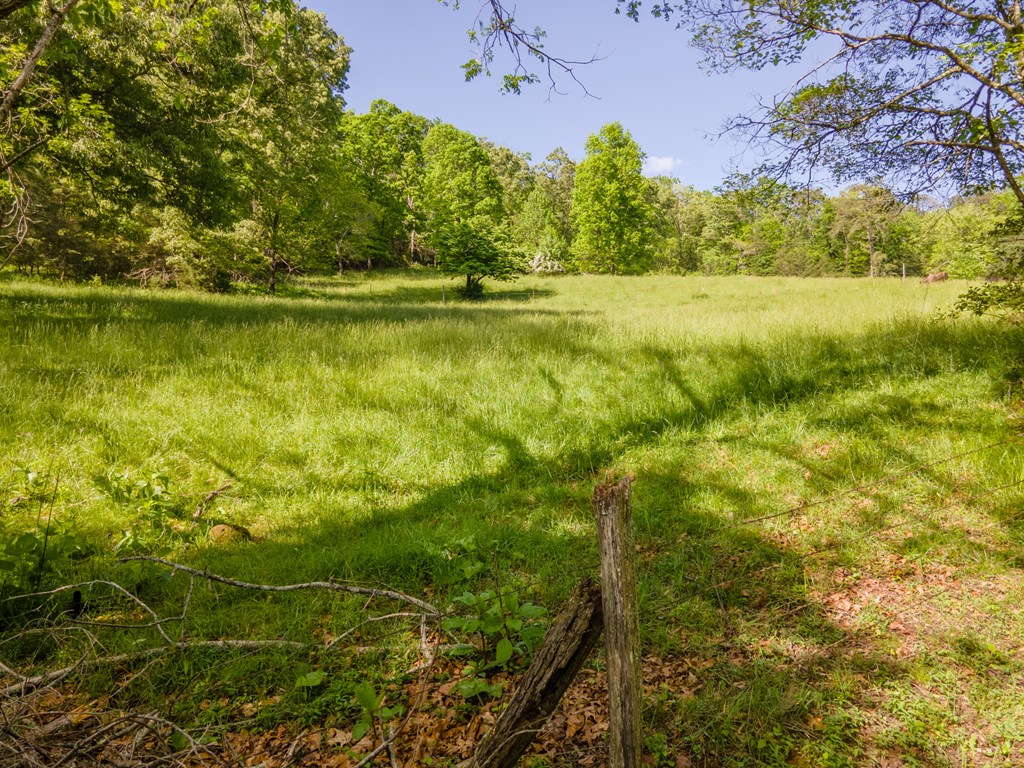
[0,280,566,331]
[6,278,1022,764]
[171,316,1024,764]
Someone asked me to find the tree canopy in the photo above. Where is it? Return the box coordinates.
[615,1,1024,208]
[2,0,1022,305]
[571,122,655,274]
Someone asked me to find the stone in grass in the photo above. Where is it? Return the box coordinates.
[208,523,253,543]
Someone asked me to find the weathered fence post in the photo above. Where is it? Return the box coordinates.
[593,477,642,768]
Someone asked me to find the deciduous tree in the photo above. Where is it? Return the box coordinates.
[421,122,520,295]
[570,122,655,274]
[339,100,430,264]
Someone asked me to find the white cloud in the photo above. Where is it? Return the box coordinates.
[644,155,683,176]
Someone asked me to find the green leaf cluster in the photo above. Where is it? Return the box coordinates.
[571,122,657,274]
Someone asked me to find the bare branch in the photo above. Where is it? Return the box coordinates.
[118,555,441,615]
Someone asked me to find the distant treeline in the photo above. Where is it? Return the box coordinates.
[3,2,1021,290]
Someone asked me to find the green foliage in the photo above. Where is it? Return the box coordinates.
[0,467,91,596]
[514,148,575,266]
[420,122,522,295]
[440,540,548,699]
[953,281,1024,325]
[421,123,504,227]
[612,0,1024,209]
[294,669,325,690]
[571,122,656,274]
[338,100,429,264]
[350,681,405,741]
[0,523,90,595]
[433,219,524,297]
[829,184,906,277]
[444,586,547,660]
[94,468,194,553]
[2,0,354,290]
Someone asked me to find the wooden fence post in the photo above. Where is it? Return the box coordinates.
[593,477,642,768]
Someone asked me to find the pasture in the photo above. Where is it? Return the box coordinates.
[2,273,1022,767]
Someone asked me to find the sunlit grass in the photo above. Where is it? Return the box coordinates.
[1,272,1022,765]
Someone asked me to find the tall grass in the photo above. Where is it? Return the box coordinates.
[2,272,1022,765]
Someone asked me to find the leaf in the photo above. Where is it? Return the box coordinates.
[169,729,189,751]
[351,717,369,742]
[295,670,325,689]
[353,681,379,712]
[495,638,514,665]
[520,602,547,619]
[13,533,40,554]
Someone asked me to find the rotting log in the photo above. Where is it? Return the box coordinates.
[468,577,604,768]
[594,476,642,768]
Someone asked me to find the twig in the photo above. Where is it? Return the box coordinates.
[0,626,99,696]
[118,556,441,615]
[325,612,431,651]
[5,580,176,644]
[387,725,400,768]
[284,728,307,763]
[351,739,391,768]
[193,483,232,521]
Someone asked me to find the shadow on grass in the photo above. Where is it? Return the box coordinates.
[5,277,1023,764]
[314,281,558,305]
[185,316,1023,765]
[0,278,564,330]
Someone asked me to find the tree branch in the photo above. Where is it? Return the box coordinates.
[118,555,441,615]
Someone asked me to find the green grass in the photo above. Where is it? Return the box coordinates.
[2,272,1023,766]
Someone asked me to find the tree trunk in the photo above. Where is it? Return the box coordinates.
[866,223,876,278]
[266,210,281,293]
[468,578,604,768]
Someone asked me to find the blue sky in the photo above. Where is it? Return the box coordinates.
[304,1,808,190]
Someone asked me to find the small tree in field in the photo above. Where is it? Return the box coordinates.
[434,218,522,298]
[421,122,523,297]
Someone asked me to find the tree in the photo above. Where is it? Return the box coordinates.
[571,122,656,274]
[919,191,1016,278]
[227,6,350,292]
[830,184,905,277]
[515,147,575,268]
[339,100,430,264]
[1,0,298,249]
[606,1,1024,211]
[484,140,534,224]
[1,0,353,289]
[421,122,520,295]
[433,219,522,297]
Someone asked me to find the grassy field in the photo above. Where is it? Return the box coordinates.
[1,272,1023,767]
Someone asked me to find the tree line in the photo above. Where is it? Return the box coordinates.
[2,1,1022,296]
